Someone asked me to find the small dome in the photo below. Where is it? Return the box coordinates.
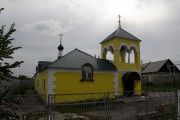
[58,44,64,50]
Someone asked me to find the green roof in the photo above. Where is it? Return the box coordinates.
[37,61,52,71]
[49,48,117,71]
[100,28,141,44]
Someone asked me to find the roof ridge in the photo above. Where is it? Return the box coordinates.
[100,28,141,44]
[115,28,119,36]
[75,48,96,59]
[143,59,169,65]
[48,48,97,68]
[151,59,168,63]
[142,62,151,71]
[48,49,78,67]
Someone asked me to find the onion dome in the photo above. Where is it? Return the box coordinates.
[58,43,64,51]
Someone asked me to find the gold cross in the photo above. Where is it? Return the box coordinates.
[118,15,121,28]
[118,15,121,22]
[58,34,64,43]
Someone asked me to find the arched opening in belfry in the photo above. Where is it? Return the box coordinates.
[102,48,108,59]
[129,46,137,64]
[106,46,114,62]
[129,50,135,63]
[125,51,129,63]
[120,45,128,63]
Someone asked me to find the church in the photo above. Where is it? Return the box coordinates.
[34,17,142,102]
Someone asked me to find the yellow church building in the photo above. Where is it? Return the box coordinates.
[34,18,141,102]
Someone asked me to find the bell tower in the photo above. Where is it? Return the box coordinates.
[100,16,141,94]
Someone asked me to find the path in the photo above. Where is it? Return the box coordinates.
[18,90,47,114]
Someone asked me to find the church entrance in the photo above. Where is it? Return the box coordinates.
[122,72,140,96]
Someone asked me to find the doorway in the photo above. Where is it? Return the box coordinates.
[122,72,140,96]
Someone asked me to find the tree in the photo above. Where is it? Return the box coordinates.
[18,75,30,80]
[0,8,24,80]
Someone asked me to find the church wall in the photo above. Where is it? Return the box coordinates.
[52,71,115,102]
[34,69,49,101]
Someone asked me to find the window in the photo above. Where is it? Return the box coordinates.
[37,79,39,87]
[81,63,94,82]
[43,79,45,91]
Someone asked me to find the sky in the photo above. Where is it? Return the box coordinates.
[1,0,180,77]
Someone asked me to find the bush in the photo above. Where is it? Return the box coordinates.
[13,85,27,95]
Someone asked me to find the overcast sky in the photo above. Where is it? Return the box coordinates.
[1,0,180,77]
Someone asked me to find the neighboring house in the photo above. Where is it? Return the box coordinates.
[142,59,180,83]
[34,19,142,102]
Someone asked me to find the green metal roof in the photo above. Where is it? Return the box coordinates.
[37,61,52,71]
[49,48,117,71]
[100,28,141,44]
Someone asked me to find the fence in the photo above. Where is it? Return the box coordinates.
[141,74,180,90]
[48,90,178,120]
[2,89,179,119]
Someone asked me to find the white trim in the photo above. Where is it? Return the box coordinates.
[108,44,115,50]
[129,44,138,53]
[59,51,63,57]
[117,70,141,73]
[113,72,118,96]
[48,69,56,95]
[108,45,114,54]
[102,44,115,54]
[119,43,128,51]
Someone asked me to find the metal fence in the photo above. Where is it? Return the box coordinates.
[2,89,179,120]
[141,74,180,90]
[48,90,178,120]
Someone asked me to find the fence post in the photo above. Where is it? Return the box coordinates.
[48,94,51,120]
[105,92,109,120]
[145,90,148,120]
[176,89,179,119]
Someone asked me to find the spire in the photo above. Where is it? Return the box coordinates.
[58,34,64,58]
[118,15,121,29]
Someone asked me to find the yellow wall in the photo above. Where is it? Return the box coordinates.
[35,70,48,95]
[53,72,115,102]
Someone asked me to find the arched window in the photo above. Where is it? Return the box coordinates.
[81,63,94,82]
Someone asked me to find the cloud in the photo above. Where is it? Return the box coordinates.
[2,0,180,77]
[20,19,73,36]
